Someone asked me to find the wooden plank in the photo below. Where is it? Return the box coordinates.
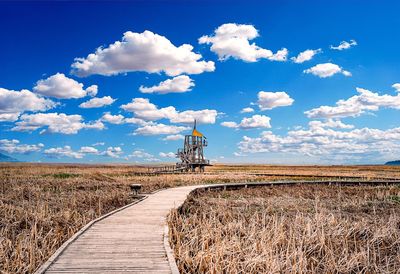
[39,185,200,274]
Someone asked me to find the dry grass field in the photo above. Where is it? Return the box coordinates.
[1,163,399,273]
[168,184,400,273]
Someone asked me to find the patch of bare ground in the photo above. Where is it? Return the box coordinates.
[168,184,400,273]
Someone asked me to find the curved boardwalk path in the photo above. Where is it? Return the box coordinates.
[37,180,399,274]
[39,185,202,274]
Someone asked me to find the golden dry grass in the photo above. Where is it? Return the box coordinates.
[0,163,290,273]
[168,184,400,273]
[1,163,399,273]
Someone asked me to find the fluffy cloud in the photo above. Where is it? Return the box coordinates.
[131,150,153,158]
[101,112,125,124]
[100,112,149,126]
[330,39,357,50]
[139,75,195,94]
[221,114,271,129]
[234,115,271,129]
[170,110,218,124]
[221,121,239,128]
[12,113,105,134]
[44,146,84,159]
[124,117,149,126]
[84,120,106,130]
[159,152,176,158]
[392,83,400,92]
[162,134,185,141]
[240,107,254,113]
[257,91,294,110]
[268,48,289,62]
[130,150,159,161]
[101,146,123,158]
[121,98,176,120]
[92,142,105,146]
[44,145,123,159]
[305,86,400,119]
[33,73,98,99]
[79,96,116,108]
[121,98,218,124]
[304,63,351,78]
[71,30,215,77]
[0,139,44,154]
[291,49,321,63]
[0,113,21,122]
[308,119,354,130]
[238,122,400,162]
[78,146,99,154]
[0,88,56,121]
[134,123,190,135]
[199,23,286,62]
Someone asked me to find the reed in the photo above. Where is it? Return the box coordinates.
[168,184,400,273]
[1,163,399,273]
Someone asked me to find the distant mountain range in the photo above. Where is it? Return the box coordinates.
[0,153,19,162]
[385,160,400,166]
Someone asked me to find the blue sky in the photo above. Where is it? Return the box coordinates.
[1,1,400,164]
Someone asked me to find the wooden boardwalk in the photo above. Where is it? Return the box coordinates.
[36,180,400,274]
[39,185,201,274]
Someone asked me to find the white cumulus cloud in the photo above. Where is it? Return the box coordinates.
[305,86,400,119]
[199,23,286,62]
[44,146,84,159]
[101,112,125,124]
[0,88,56,121]
[130,150,159,161]
[0,113,21,122]
[237,122,400,163]
[291,49,321,63]
[78,146,99,154]
[100,112,150,126]
[236,115,272,129]
[392,83,400,92]
[162,134,185,141]
[101,146,123,158]
[0,139,44,154]
[330,39,357,50]
[303,63,351,78]
[159,152,176,158]
[170,109,218,124]
[33,73,98,99]
[268,48,289,62]
[134,123,190,135]
[84,120,105,130]
[44,145,116,159]
[221,114,271,129]
[221,121,239,128]
[139,75,195,94]
[308,119,354,130]
[240,107,254,113]
[121,98,176,121]
[12,113,104,134]
[71,30,215,77]
[121,98,218,124]
[79,96,116,108]
[92,142,105,146]
[257,91,294,110]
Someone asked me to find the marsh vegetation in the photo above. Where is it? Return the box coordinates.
[1,163,399,273]
[168,184,400,273]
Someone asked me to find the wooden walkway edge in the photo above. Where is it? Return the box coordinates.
[35,180,400,274]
